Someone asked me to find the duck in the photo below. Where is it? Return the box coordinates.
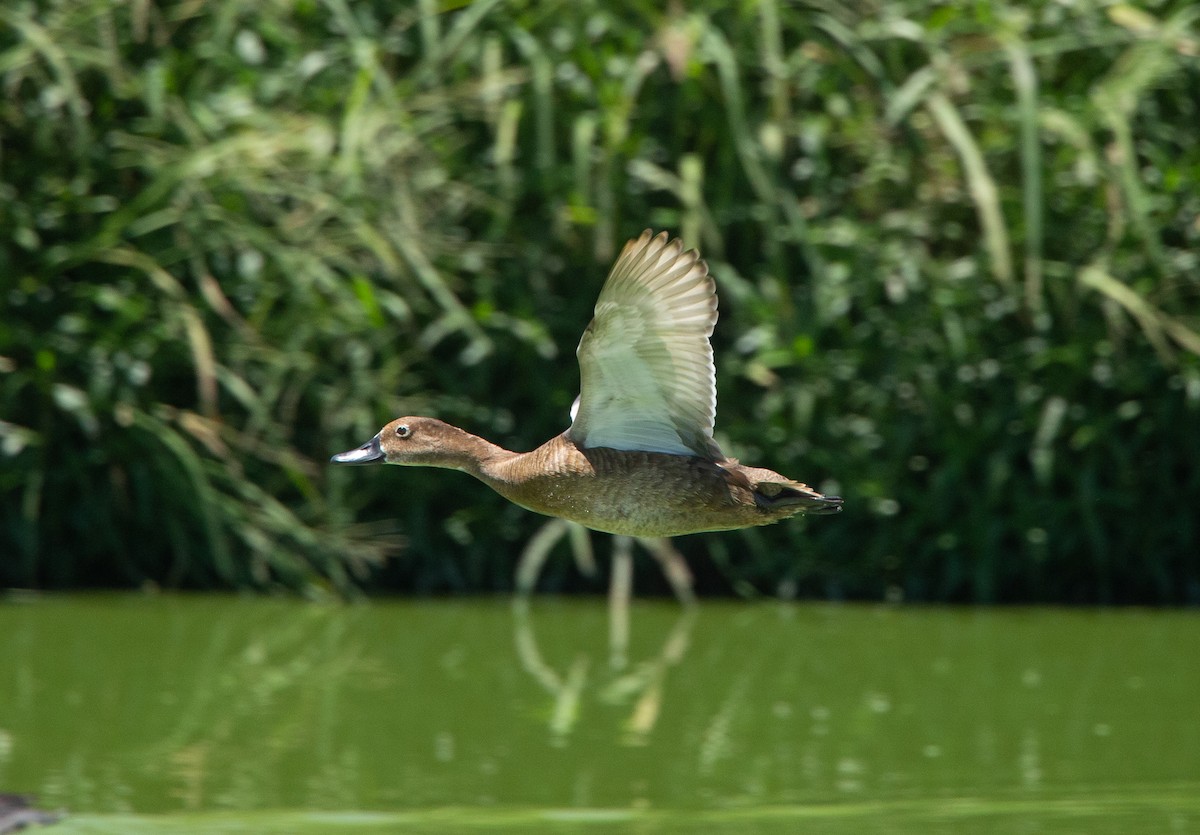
[332,230,842,540]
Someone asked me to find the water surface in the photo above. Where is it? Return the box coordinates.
[1,595,1196,832]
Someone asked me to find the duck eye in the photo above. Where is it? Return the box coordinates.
[395,424,411,439]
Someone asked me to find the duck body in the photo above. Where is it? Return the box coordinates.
[333,230,842,535]
[496,435,823,538]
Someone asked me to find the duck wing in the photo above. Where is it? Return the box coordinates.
[568,230,723,459]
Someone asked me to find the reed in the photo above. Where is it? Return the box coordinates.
[2,0,1197,601]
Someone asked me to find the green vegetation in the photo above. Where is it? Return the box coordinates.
[2,1,1197,601]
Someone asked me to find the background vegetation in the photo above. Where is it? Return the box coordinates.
[2,0,1197,602]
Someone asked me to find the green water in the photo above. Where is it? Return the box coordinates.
[0,595,1196,833]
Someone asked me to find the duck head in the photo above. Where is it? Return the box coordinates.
[330,416,492,470]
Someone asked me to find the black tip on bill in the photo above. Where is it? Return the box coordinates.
[330,434,385,465]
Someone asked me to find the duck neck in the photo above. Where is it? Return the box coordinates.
[433,426,516,478]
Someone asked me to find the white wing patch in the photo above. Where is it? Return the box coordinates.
[567,230,723,459]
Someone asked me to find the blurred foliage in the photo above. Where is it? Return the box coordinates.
[1,0,1198,601]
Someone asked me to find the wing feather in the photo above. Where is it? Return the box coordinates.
[567,230,723,459]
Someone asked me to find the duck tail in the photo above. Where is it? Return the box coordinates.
[753,479,843,515]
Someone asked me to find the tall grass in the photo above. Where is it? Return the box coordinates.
[2,0,1198,601]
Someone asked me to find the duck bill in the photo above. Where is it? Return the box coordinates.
[330,434,385,465]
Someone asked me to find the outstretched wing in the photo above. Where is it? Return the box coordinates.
[567,230,723,459]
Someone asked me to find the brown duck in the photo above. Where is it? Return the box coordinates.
[332,230,842,537]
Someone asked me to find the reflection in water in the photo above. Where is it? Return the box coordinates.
[0,595,1197,831]
[515,519,696,659]
[511,598,589,744]
[511,598,695,747]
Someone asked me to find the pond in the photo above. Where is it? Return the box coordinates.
[1,595,1196,833]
